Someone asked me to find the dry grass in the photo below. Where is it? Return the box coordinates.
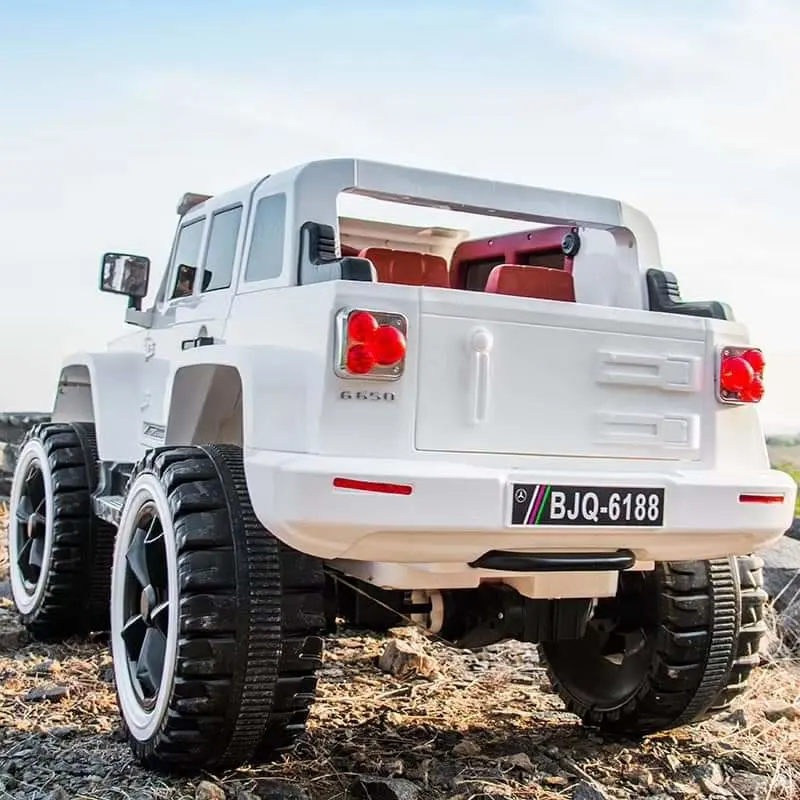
[2,502,800,799]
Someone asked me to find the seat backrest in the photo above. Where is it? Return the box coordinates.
[450,226,575,290]
[484,265,576,302]
[359,247,449,288]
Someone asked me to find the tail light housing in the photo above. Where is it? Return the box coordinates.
[334,308,408,380]
[717,346,765,404]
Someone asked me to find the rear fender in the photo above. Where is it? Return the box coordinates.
[164,345,321,452]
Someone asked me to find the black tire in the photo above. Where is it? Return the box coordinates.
[539,555,767,735]
[8,421,115,640]
[109,444,325,771]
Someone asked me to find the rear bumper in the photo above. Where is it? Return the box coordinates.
[245,451,796,567]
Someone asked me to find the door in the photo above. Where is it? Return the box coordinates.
[139,199,247,448]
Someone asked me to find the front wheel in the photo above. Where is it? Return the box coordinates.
[539,556,767,735]
[110,444,326,771]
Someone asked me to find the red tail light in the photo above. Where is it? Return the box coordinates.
[345,344,376,374]
[335,308,408,380]
[348,311,380,343]
[718,346,765,404]
[371,325,407,365]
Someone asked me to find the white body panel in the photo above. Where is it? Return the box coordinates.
[53,158,795,600]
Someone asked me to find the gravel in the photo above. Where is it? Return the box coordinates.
[2,514,800,799]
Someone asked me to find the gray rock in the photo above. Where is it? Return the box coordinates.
[720,707,751,728]
[728,772,770,800]
[27,659,56,676]
[0,628,30,650]
[49,726,79,739]
[760,535,800,601]
[785,517,800,542]
[378,638,440,679]
[763,700,800,722]
[195,781,226,800]
[349,776,421,800]
[502,752,535,774]
[249,779,311,800]
[698,776,732,796]
[692,761,725,787]
[759,535,800,644]
[571,782,610,800]
[23,685,69,703]
[451,739,481,757]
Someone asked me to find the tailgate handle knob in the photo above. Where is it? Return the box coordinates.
[469,328,493,424]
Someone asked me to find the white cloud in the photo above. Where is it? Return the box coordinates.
[532,0,800,166]
[0,0,797,429]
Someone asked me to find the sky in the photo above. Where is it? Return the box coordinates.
[0,0,798,431]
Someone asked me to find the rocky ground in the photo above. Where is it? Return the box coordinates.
[2,512,800,800]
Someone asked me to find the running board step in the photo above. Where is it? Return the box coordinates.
[469,549,636,572]
[92,495,125,526]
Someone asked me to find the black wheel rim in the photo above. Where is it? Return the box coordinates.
[13,461,48,594]
[542,572,659,709]
[120,501,171,710]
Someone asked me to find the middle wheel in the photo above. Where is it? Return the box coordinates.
[109,444,326,771]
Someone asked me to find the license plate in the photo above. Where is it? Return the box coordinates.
[510,484,665,526]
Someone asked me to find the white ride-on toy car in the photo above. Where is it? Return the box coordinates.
[7,158,796,771]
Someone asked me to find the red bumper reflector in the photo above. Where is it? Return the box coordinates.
[738,493,785,504]
[333,477,413,495]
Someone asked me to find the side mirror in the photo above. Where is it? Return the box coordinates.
[100,252,151,309]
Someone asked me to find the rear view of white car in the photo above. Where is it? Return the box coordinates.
[7,158,795,772]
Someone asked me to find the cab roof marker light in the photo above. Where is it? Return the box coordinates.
[177,192,213,216]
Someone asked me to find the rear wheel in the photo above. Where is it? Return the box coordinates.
[8,422,114,640]
[539,556,767,735]
[110,444,325,771]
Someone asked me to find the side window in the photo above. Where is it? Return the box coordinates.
[169,218,205,299]
[244,193,286,283]
[202,205,243,293]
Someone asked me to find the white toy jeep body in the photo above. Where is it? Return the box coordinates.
[9,158,796,771]
[63,159,792,593]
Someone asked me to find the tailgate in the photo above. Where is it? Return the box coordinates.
[414,293,709,461]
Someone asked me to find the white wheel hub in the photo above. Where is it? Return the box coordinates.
[110,472,180,743]
[8,439,55,616]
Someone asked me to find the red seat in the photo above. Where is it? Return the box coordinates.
[484,265,576,302]
[450,226,576,290]
[359,247,449,288]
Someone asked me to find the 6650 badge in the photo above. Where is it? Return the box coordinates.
[510,484,665,527]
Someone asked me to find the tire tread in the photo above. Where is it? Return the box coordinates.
[13,422,115,639]
[540,555,766,735]
[118,444,324,771]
